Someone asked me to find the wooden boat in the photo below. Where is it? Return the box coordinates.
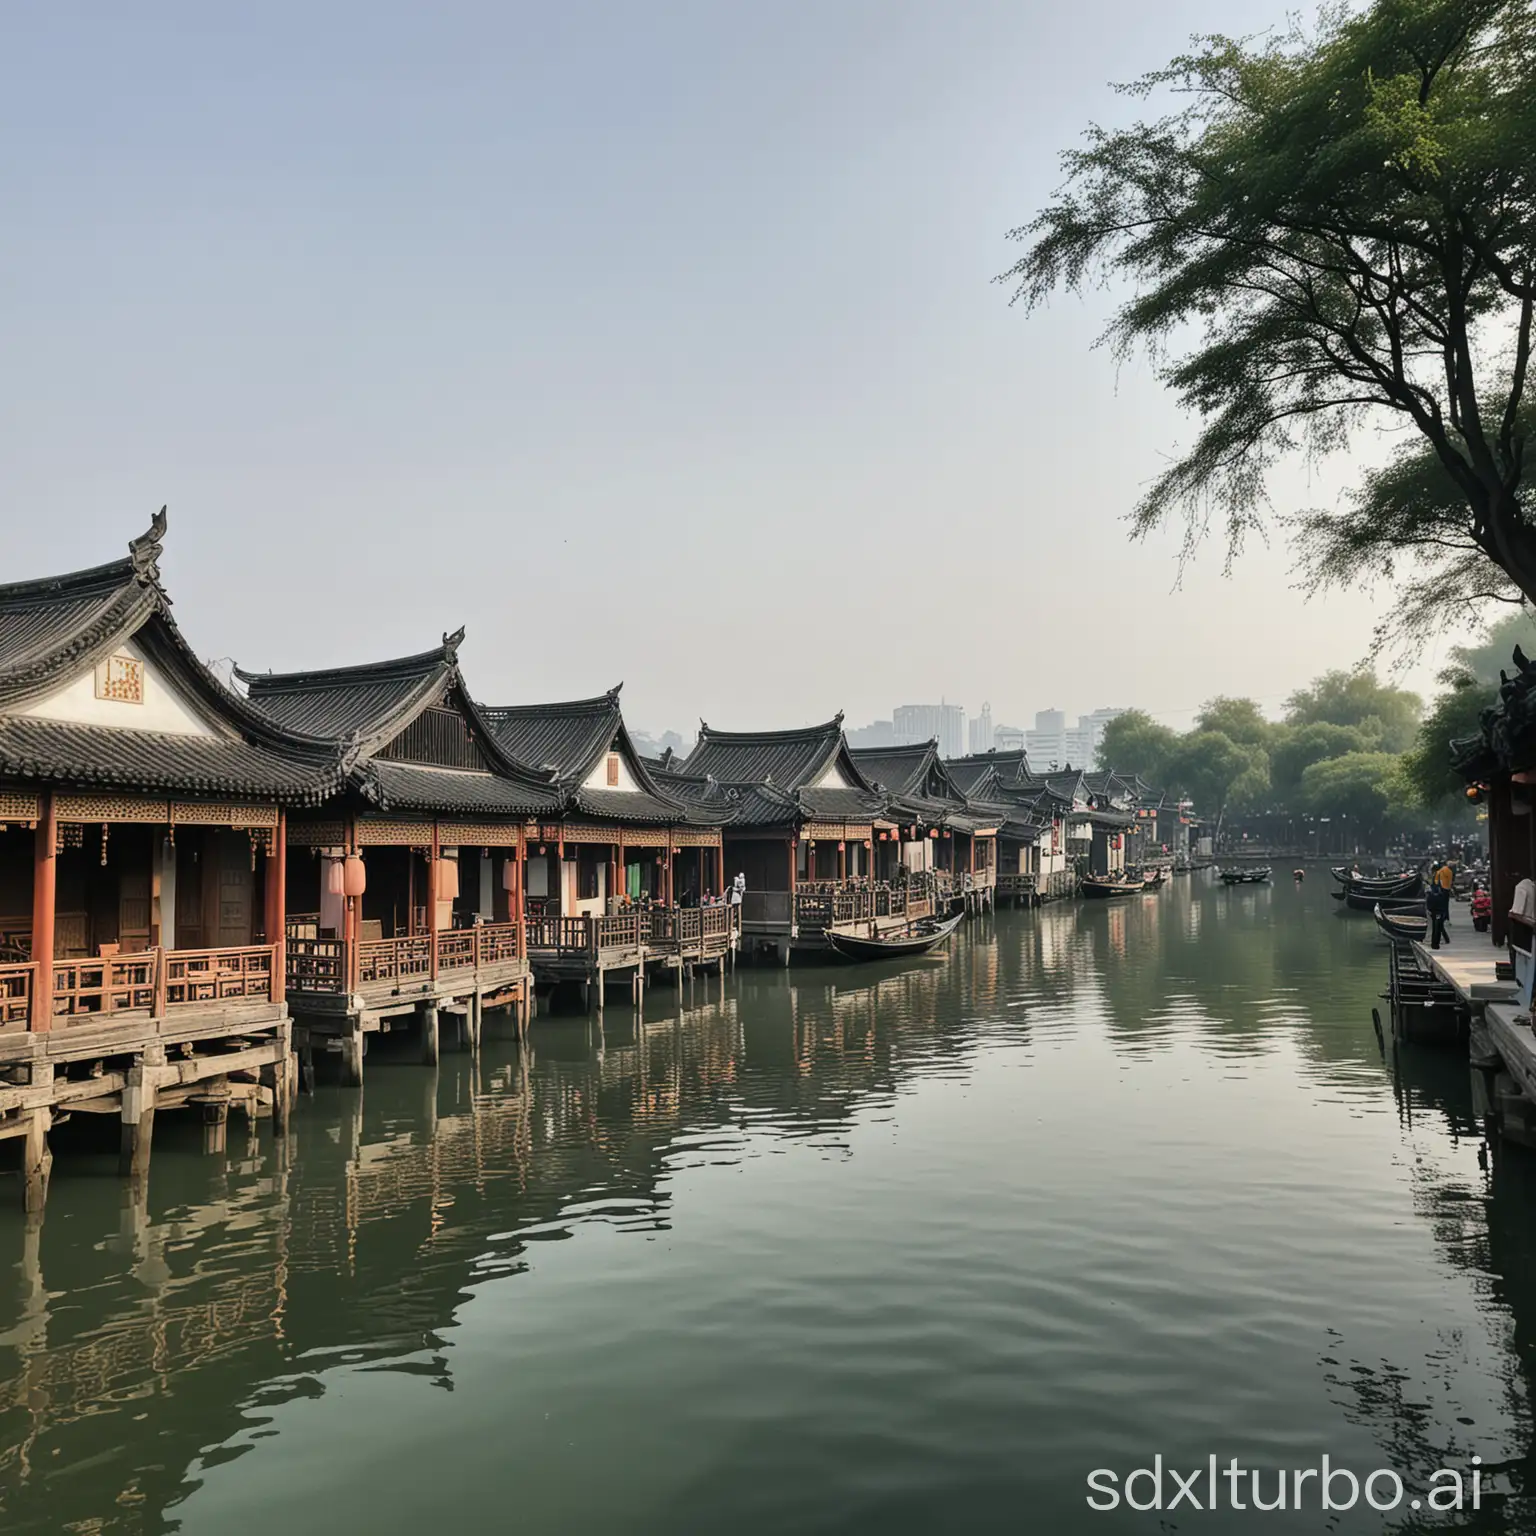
[1081,875,1144,898]
[826,910,963,962]
[1220,866,1272,885]
[1374,902,1428,944]
[1335,873,1423,910]
[1333,866,1416,890]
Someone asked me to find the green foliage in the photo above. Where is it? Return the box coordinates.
[1005,0,1536,621]
[1269,722,1373,802]
[1193,696,1274,748]
[1095,709,1180,780]
[1282,669,1422,752]
[1296,751,1414,838]
[1399,671,1491,808]
[1164,730,1270,833]
[1446,605,1536,685]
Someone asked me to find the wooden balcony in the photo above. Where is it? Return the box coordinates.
[0,945,282,1034]
[644,905,738,960]
[286,921,528,1003]
[792,882,934,935]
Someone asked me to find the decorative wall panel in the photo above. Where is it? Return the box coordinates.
[438,821,522,847]
[0,790,41,822]
[57,793,168,824]
[170,801,279,828]
[288,819,347,847]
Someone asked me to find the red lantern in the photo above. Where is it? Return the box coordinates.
[343,854,367,898]
[538,844,547,855]
[864,840,872,850]
[837,840,845,851]
[929,828,938,839]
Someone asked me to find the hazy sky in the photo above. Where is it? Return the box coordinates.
[2,1,1459,738]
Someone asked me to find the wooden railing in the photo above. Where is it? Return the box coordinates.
[525,912,645,956]
[645,906,737,950]
[164,945,277,1006]
[358,934,431,985]
[435,921,526,973]
[49,945,278,1021]
[287,935,347,994]
[286,922,527,996]
[0,962,32,1030]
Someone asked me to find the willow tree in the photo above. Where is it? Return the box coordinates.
[1003,0,1536,625]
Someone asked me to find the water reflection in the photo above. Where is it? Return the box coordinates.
[1,876,1535,1532]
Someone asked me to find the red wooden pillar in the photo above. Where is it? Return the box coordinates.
[266,812,287,1003]
[345,819,360,993]
[665,842,675,907]
[428,822,440,981]
[31,791,56,1033]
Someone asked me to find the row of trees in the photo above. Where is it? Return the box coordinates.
[1099,612,1536,846]
[1098,670,1422,844]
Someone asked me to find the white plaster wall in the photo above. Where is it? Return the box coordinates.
[811,760,852,789]
[17,636,219,736]
[582,746,642,793]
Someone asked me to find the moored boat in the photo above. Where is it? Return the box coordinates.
[1373,902,1428,945]
[1081,875,1144,898]
[826,910,964,962]
[1220,866,1272,885]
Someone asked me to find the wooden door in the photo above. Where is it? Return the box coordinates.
[215,832,253,947]
[119,874,152,953]
[176,838,205,949]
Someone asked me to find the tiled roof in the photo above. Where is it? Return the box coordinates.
[0,512,167,711]
[361,761,557,815]
[481,685,719,826]
[480,689,624,781]
[0,718,340,803]
[797,786,890,822]
[945,747,1033,783]
[683,716,866,791]
[849,742,937,795]
[236,639,460,747]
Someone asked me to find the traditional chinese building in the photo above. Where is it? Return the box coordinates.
[236,633,556,1080]
[479,687,735,996]
[667,716,927,961]
[850,741,1000,912]
[0,513,326,1205]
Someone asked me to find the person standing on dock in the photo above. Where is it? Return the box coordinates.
[1427,861,1453,949]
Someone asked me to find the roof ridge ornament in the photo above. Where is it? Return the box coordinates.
[442,626,466,661]
[129,506,168,585]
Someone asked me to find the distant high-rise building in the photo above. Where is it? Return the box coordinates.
[846,718,896,749]
[968,702,994,754]
[894,703,966,760]
[1024,706,1127,769]
[1024,708,1069,768]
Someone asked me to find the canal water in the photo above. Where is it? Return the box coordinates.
[1,873,1533,1533]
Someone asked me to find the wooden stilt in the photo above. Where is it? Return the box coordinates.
[119,1049,161,1183]
[21,1108,50,1214]
[421,1004,440,1066]
[339,1019,365,1087]
[597,968,605,1011]
[201,1098,229,1155]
